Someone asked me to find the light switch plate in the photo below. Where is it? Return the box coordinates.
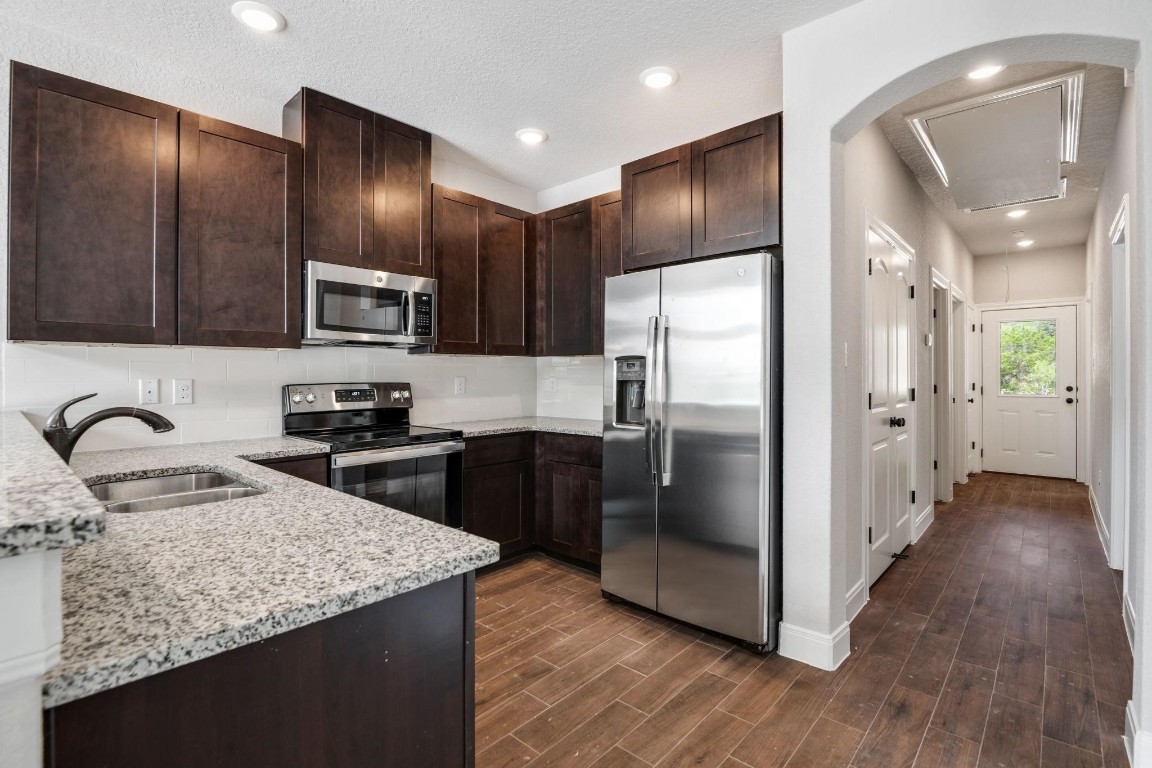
[138,378,160,405]
[173,379,193,405]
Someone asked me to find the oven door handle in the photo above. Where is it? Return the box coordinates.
[331,440,466,468]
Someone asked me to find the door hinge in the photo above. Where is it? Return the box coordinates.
[972,441,976,450]
[952,397,956,404]
[972,323,976,332]
[934,459,938,470]
[910,387,916,401]
[932,308,937,318]
[981,448,984,457]
[971,382,976,392]
[910,286,915,299]
[910,490,916,504]
[868,526,872,544]
[868,258,872,275]
[980,386,984,395]
[981,323,984,332]
[868,392,872,409]
[933,384,938,394]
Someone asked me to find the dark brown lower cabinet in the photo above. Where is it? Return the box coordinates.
[45,574,476,768]
[535,434,603,566]
[253,454,329,486]
[463,434,534,557]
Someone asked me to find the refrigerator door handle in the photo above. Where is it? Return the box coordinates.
[644,316,659,484]
[655,314,672,486]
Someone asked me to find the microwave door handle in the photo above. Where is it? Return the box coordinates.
[655,315,671,487]
[644,316,658,484]
[401,292,412,336]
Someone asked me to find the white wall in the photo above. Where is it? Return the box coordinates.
[1086,80,1138,596]
[973,245,1087,304]
[536,167,621,212]
[837,122,974,618]
[535,357,603,420]
[783,0,1152,754]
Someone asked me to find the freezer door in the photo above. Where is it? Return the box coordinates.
[656,252,770,645]
[602,268,661,610]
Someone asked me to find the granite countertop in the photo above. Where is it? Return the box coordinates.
[433,416,602,438]
[0,411,106,558]
[45,436,499,708]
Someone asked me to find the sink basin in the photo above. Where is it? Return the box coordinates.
[88,472,264,513]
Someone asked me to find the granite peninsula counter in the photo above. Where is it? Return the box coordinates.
[44,435,499,710]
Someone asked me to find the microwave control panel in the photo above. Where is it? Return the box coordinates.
[413,293,434,337]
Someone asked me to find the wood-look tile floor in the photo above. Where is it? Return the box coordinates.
[474,472,1131,768]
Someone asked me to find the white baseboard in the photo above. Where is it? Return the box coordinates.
[845,579,867,623]
[778,621,851,671]
[1089,484,1113,564]
[913,503,934,542]
[1125,592,1137,651]
[1125,702,1152,767]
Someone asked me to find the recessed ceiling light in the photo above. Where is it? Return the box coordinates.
[1017,239,1035,247]
[515,128,548,145]
[231,2,286,32]
[640,66,679,89]
[967,64,1004,80]
[1006,209,1028,218]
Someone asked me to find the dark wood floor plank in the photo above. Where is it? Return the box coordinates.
[476,691,549,753]
[477,656,558,716]
[477,734,538,767]
[914,727,981,768]
[822,652,903,730]
[592,746,651,768]
[995,636,1046,706]
[537,609,643,667]
[620,624,703,676]
[1041,737,1105,768]
[1097,701,1129,768]
[1007,596,1049,645]
[870,609,930,663]
[710,646,768,684]
[973,573,1017,622]
[852,685,938,768]
[620,641,726,714]
[932,660,996,742]
[1047,618,1093,676]
[656,709,755,768]
[957,613,1007,670]
[477,627,568,683]
[718,653,805,723]
[1042,666,1101,753]
[529,634,645,705]
[1048,584,1088,624]
[899,631,960,697]
[980,694,1042,768]
[927,593,976,639]
[515,664,644,752]
[531,700,648,768]
[730,677,835,768]
[621,671,736,763]
[780,716,862,768]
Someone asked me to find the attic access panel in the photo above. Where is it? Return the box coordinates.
[906,71,1084,211]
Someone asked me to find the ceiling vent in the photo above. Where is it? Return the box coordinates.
[906,70,1084,212]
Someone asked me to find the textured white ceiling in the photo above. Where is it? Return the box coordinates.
[876,62,1125,257]
[0,0,864,191]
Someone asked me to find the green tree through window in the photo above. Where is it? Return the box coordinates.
[999,319,1057,396]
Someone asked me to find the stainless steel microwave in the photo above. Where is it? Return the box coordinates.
[303,261,437,347]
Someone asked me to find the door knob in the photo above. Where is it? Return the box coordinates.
[889,417,906,427]
[1066,385,1074,392]
[1066,398,1074,404]
[967,398,974,404]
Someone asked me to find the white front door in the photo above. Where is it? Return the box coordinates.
[967,304,981,474]
[866,228,914,585]
[982,306,1077,478]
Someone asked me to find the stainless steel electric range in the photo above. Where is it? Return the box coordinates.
[282,382,463,527]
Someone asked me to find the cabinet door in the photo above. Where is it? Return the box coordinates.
[591,190,622,354]
[484,203,534,356]
[538,460,602,564]
[463,460,533,557]
[293,89,374,269]
[621,145,691,272]
[8,63,178,344]
[691,115,781,256]
[432,185,486,355]
[372,116,433,276]
[538,200,594,356]
[178,114,302,348]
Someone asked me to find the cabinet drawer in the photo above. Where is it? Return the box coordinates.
[255,454,329,486]
[464,434,534,468]
[535,433,602,467]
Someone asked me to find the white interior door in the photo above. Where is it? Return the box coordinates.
[966,304,981,473]
[952,296,967,485]
[867,228,914,585]
[982,306,1077,478]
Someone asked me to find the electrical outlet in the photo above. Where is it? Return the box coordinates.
[545,377,558,392]
[138,378,160,405]
[172,379,193,405]
[453,376,466,395]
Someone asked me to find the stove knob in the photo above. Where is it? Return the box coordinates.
[391,390,402,401]
[305,393,316,403]
[291,393,303,404]
[402,390,411,399]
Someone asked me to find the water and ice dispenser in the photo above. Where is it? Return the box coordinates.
[614,357,647,426]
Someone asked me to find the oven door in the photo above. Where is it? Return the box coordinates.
[303,261,437,346]
[330,441,464,527]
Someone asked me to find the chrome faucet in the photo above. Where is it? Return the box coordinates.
[42,393,175,463]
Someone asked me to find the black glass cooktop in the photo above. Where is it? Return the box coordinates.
[294,424,463,453]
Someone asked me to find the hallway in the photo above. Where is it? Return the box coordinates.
[474,472,1131,767]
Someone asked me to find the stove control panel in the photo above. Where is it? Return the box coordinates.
[283,383,413,414]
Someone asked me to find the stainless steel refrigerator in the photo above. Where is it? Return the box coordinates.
[601,251,782,651]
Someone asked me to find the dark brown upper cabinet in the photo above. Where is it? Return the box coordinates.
[484,204,535,356]
[285,89,432,277]
[591,191,622,354]
[621,145,691,272]
[537,200,595,356]
[691,115,781,257]
[432,185,485,355]
[178,114,302,348]
[432,185,534,356]
[8,63,179,344]
[620,115,781,272]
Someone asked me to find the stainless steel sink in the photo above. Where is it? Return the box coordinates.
[88,472,264,513]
